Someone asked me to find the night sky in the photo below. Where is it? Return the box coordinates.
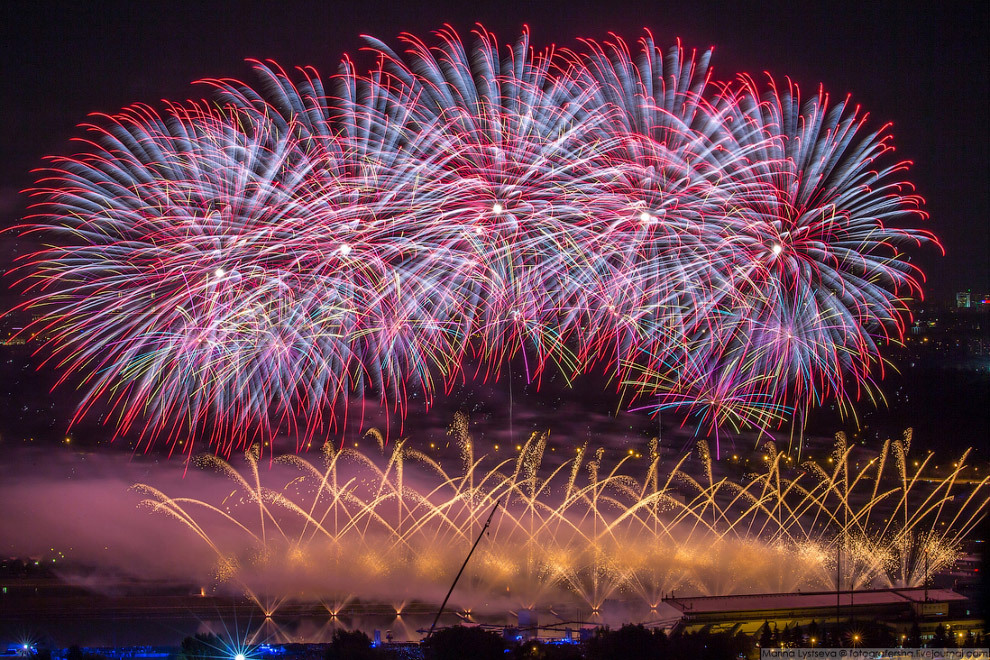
[1,0,987,300]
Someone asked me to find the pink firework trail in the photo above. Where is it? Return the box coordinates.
[6,27,940,457]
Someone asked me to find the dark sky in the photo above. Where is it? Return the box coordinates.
[1,0,987,298]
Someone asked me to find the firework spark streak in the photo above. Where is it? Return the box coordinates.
[6,27,939,455]
[132,427,987,614]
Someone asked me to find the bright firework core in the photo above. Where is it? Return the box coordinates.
[7,27,939,456]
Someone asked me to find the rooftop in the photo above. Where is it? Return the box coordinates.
[665,587,967,615]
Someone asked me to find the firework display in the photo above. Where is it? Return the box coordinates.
[136,422,986,616]
[8,28,938,454]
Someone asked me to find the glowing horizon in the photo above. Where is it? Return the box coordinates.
[134,418,986,618]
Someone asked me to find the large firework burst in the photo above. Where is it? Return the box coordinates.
[6,27,938,454]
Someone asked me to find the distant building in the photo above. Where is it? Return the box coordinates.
[957,291,972,308]
[518,608,539,641]
[665,587,981,639]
